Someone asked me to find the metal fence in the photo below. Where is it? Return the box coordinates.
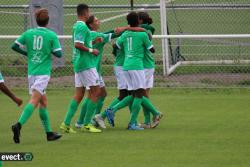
[0,0,250,88]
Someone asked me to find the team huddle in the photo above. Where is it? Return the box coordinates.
[1,3,163,144]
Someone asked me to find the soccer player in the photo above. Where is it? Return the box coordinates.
[138,11,163,129]
[11,8,62,143]
[74,15,144,129]
[95,13,161,130]
[60,4,102,133]
[74,15,112,128]
[116,12,156,130]
[0,71,23,106]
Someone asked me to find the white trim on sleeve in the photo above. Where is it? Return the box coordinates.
[53,48,62,52]
[147,45,154,50]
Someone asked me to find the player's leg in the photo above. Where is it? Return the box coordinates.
[140,89,151,128]
[11,75,50,143]
[122,70,145,130]
[142,68,163,128]
[60,87,84,133]
[76,74,107,128]
[39,95,62,141]
[75,95,89,128]
[81,68,102,133]
[96,86,107,115]
[128,88,144,130]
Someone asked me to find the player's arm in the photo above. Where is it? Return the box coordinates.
[113,36,123,51]
[0,83,23,106]
[74,42,99,56]
[52,50,62,58]
[11,33,27,56]
[143,33,155,53]
[11,43,27,56]
[74,25,99,56]
[51,33,63,58]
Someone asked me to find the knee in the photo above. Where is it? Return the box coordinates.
[73,94,83,103]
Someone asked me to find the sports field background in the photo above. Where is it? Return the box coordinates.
[0,0,250,88]
[0,0,250,167]
[1,88,250,167]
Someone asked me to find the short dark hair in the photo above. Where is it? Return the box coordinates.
[35,8,49,27]
[126,12,139,27]
[138,12,153,25]
[86,15,95,29]
[77,3,89,16]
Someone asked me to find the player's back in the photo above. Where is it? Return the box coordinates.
[117,30,152,70]
[17,27,59,75]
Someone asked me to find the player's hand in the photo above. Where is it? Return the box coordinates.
[115,26,129,34]
[93,37,103,45]
[15,97,23,107]
[92,49,99,56]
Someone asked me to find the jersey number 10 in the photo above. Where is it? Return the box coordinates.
[33,35,43,50]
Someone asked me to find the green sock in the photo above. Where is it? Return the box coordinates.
[18,103,35,125]
[113,95,133,114]
[100,98,120,118]
[83,99,97,126]
[143,107,151,124]
[129,102,137,125]
[96,96,105,114]
[39,107,52,132]
[64,99,79,126]
[77,98,89,125]
[141,96,160,116]
[109,98,120,108]
[130,97,142,124]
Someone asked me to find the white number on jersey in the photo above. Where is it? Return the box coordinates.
[33,35,43,50]
[127,37,133,51]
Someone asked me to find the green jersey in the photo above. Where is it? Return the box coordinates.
[15,27,61,75]
[140,24,155,69]
[116,31,153,71]
[113,47,125,66]
[72,21,95,72]
[0,71,4,82]
[91,31,112,74]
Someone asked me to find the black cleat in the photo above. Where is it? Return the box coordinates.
[47,132,62,141]
[11,123,21,144]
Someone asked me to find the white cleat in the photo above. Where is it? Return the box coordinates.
[75,122,83,129]
[94,114,106,129]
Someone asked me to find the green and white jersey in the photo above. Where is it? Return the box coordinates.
[0,71,4,83]
[15,27,61,76]
[114,47,125,67]
[72,21,95,72]
[116,30,153,71]
[91,31,112,74]
[140,24,155,69]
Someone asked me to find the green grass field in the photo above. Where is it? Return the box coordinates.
[1,88,250,167]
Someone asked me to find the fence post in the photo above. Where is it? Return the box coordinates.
[160,0,169,76]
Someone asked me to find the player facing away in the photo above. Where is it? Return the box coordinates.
[116,12,155,130]
[11,8,63,144]
[60,4,102,133]
[0,71,23,106]
[95,13,162,130]
[137,11,163,129]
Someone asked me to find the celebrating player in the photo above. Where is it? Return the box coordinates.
[138,11,163,129]
[60,4,102,133]
[11,8,63,143]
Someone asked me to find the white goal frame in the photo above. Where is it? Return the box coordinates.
[159,0,250,76]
